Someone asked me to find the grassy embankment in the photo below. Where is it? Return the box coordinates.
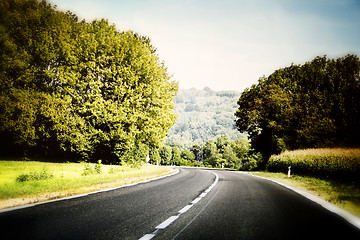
[0,160,174,209]
[253,148,360,217]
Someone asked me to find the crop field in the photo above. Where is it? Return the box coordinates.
[267,148,360,182]
[0,160,173,209]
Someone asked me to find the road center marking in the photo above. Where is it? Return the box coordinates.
[178,205,193,214]
[191,197,202,204]
[138,234,155,240]
[138,170,219,240]
[156,216,179,229]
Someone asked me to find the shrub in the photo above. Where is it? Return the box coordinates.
[94,160,102,174]
[82,160,102,176]
[16,169,54,182]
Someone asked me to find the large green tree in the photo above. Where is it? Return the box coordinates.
[0,0,178,163]
[235,55,360,165]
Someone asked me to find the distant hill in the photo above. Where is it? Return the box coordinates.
[165,87,246,148]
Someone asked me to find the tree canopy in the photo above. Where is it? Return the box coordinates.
[235,54,360,165]
[0,0,178,163]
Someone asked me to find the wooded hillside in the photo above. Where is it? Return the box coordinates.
[166,87,245,148]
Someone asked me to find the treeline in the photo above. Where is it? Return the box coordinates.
[235,55,360,166]
[166,87,245,148]
[154,135,262,171]
[0,0,178,163]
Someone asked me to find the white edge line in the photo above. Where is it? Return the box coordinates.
[0,167,180,214]
[246,172,360,229]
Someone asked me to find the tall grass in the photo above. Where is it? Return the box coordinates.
[267,148,360,182]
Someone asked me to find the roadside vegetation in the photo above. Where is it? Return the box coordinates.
[0,159,173,209]
[267,148,360,182]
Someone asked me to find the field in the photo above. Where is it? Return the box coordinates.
[0,160,174,209]
[267,148,360,182]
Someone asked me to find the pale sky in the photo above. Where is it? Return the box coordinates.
[49,0,360,91]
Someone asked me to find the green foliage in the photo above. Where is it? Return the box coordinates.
[0,0,178,163]
[171,147,181,166]
[159,146,172,165]
[158,135,261,170]
[166,88,246,148]
[181,149,195,162]
[94,160,102,174]
[16,169,54,182]
[149,147,161,165]
[267,148,360,182]
[81,160,103,175]
[235,55,360,164]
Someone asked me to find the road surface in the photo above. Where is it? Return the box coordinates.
[1,167,359,239]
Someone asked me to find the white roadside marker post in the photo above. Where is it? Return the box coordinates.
[288,166,291,178]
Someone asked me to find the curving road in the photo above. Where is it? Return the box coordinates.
[1,167,359,239]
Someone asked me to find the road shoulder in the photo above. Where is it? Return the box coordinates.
[247,172,360,229]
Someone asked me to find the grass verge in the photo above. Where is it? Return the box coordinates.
[0,160,174,210]
[251,171,360,217]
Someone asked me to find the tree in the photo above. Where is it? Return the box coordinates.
[203,140,218,167]
[222,145,238,169]
[235,55,360,165]
[0,0,178,163]
[159,146,172,165]
[171,147,181,166]
[149,147,161,165]
[181,149,195,162]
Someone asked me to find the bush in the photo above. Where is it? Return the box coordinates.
[267,148,360,182]
[82,160,102,176]
[16,169,54,182]
[94,160,102,174]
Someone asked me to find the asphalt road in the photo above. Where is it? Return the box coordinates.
[1,167,359,239]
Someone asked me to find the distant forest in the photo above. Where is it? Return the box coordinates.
[165,87,246,148]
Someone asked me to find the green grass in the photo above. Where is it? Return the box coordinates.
[251,171,360,217]
[0,160,174,209]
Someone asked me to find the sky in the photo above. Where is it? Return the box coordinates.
[49,0,360,91]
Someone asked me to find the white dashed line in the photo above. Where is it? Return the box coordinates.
[178,205,193,214]
[200,192,207,198]
[138,234,156,240]
[156,216,179,229]
[138,170,219,240]
[191,197,202,204]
